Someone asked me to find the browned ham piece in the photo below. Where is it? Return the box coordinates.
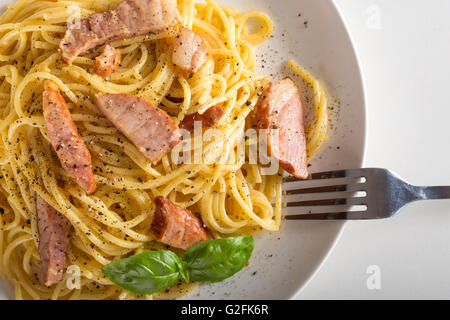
[179,105,225,131]
[36,195,69,286]
[60,0,182,64]
[172,27,208,73]
[253,77,309,179]
[94,45,121,78]
[42,80,96,193]
[150,196,211,250]
[94,93,180,163]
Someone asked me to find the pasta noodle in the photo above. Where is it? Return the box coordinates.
[0,0,328,300]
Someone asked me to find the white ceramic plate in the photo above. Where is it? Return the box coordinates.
[0,0,366,299]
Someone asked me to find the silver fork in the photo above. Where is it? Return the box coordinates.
[283,168,450,220]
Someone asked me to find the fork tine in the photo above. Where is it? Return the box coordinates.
[281,169,374,220]
[282,171,346,183]
[283,168,366,183]
[310,168,366,180]
[285,199,341,207]
[341,183,367,193]
[310,170,348,180]
[285,211,368,220]
[285,196,367,207]
[284,185,346,195]
[284,183,366,196]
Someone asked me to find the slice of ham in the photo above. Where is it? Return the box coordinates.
[36,195,69,287]
[253,77,309,179]
[150,196,211,250]
[172,27,208,73]
[179,105,225,131]
[60,0,182,64]
[94,45,121,78]
[43,80,96,193]
[95,93,180,163]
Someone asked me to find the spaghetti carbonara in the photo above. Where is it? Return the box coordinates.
[0,0,328,299]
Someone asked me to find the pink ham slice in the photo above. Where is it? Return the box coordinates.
[59,0,182,64]
[43,80,96,194]
[179,105,225,131]
[94,93,181,164]
[36,195,69,286]
[172,27,208,73]
[94,45,121,78]
[150,196,211,250]
[253,77,309,179]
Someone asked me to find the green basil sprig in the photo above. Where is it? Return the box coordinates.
[102,250,189,295]
[182,236,254,282]
[102,236,254,295]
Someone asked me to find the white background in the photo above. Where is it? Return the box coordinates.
[296,0,450,299]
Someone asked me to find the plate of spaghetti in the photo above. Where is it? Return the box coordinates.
[0,0,366,300]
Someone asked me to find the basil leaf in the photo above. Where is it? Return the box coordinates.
[182,236,254,283]
[102,250,186,295]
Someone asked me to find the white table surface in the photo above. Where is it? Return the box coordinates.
[295,0,450,300]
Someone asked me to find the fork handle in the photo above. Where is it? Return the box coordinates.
[415,186,450,200]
